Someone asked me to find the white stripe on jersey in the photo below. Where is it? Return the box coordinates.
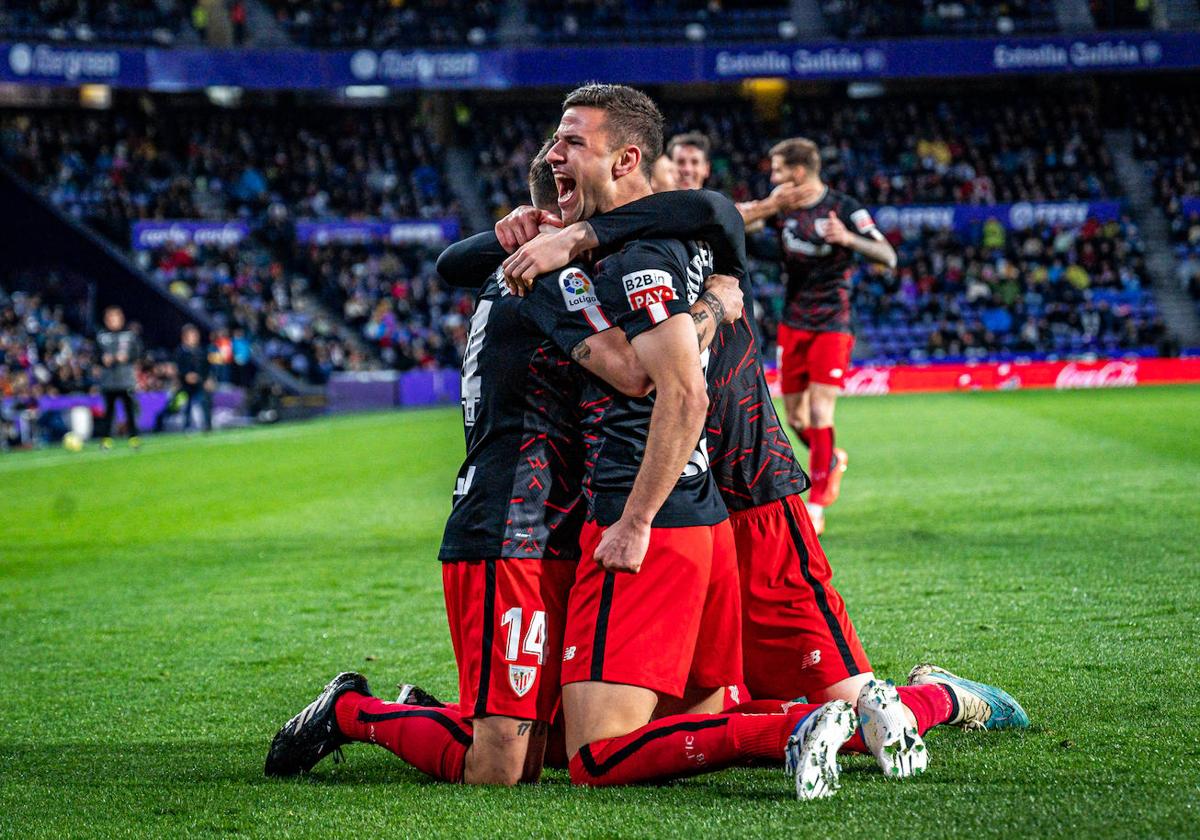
[460,298,493,428]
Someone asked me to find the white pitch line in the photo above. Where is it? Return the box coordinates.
[0,424,320,475]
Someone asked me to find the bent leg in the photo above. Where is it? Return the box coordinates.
[464,714,546,786]
[335,693,471,782]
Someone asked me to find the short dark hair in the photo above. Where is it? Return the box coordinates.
[528,139,559,212]
[667,131,711,159]
[562,83,663,180]
[769,137,821,175]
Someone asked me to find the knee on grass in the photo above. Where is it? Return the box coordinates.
[464,717,543,786]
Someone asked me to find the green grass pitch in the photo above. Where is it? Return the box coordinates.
[2,386,1199,838]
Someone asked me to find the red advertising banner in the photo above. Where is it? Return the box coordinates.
[765,358,1200,397]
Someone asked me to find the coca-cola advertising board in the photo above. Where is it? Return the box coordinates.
[765,358,1200,397]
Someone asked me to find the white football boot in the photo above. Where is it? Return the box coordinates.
[784,700,859,800]
[858,679,928,779]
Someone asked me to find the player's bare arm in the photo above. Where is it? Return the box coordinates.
[691,274,743,350]
[593,315,709,575]
[570,330,653,397]
[736,182,811,228]
[569,273,740,393]
[494,205,564,252]
[821,211,897,269]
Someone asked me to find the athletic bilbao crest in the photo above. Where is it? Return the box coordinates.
[508,664,537,698]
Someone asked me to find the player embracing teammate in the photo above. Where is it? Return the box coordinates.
[265,84,1028,800]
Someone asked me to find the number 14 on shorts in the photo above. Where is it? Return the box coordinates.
[500,607,547,664]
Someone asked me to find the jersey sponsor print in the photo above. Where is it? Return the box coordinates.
[774,186,881,334]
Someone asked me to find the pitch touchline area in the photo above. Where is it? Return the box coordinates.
[0,423,324,474]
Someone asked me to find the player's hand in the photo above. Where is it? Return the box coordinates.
[702,274,743,325]
[821,211,852,246]
[502,225,585,290]
[593,516,651,574]
[769,182,808,213]
[495,205,563,253]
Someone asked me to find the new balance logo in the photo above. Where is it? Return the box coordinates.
[562,646,576,661]
[454,466,476,497]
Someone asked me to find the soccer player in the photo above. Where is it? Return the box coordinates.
[502,131,1028,778]
[667,131,712,191]
[499,83,884,799]
[739,138,897,534]
[263,143,747,787]
[96,305,142,449]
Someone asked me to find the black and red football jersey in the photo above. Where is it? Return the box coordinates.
[705,275,810,512]
[773,186,881,333]
[582,237,729,528]
[438,268,588,562]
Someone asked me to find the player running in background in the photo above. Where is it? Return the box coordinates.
[739,138,897,534]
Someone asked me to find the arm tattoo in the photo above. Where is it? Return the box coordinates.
[516,721,547,737]
[700,290,726,325]
[571,341,592,363]
[691,308,711,349]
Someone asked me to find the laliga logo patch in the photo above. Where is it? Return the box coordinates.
[850,208,877,233]
[559,268,599,312]
[508,664,537,698]
[622,269,676,310]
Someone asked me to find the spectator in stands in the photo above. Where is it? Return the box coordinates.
[96,306,142,449]
[230,0,247,45]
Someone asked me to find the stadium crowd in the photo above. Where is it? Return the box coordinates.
[291,241,471,371]
[0,0,188,45]
[844,216,1166,363]
[266,0,499,47]
[0,103,455,382]
[820,0,1059,38]
[1,83,1192,395]
[473,91,1118,219]
[526,0,790,44]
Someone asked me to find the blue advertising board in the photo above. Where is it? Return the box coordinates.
[2,31,1196,91]
[131,220,252,250]
[294,219,460,246]
[871,200,1123,234]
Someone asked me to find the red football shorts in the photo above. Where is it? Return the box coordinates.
[442,557,576,723]
[730,493,871,701]
[777,325,855,393]
[561,519,743,698]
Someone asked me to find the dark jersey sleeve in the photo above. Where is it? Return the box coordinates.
[435,231,508,289]
[594,240,692,343]
[586,190,747,279]
[837,195,884,241]
[521,263,615,356]
[747,227,783,261]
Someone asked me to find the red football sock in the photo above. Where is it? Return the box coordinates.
[567,707,821,787]
[797,428,814,450]
[335,692,471,783]
[841,684,957,753]
[808,426,835,506]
